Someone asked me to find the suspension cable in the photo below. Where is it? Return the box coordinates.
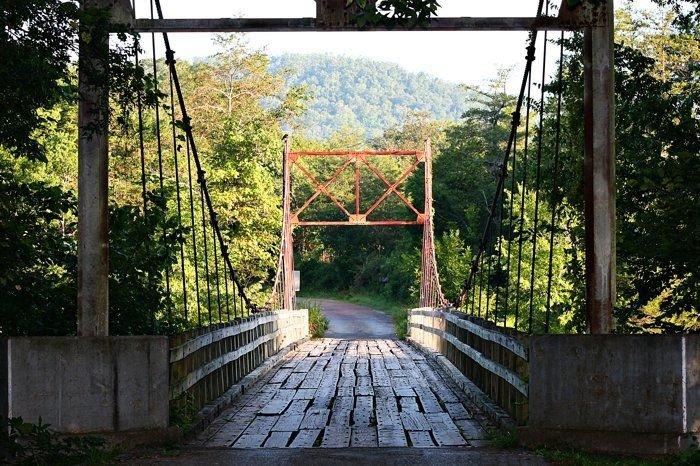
[150,0,170,320]
[199,179,213,325]
[153,0,256,314]
[502,128,519,327]
[167,56,188,321]
[185,139,202,326]
[457,0,546,309]
[514,70,533,331]
[528,2,550,333]
[545,32,566,333]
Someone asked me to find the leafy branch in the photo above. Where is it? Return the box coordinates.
[346,0,441,28]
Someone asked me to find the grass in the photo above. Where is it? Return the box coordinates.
[299,289,411,339]
[536,446,700,466]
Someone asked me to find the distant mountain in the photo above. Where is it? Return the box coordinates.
[269,54,473,139]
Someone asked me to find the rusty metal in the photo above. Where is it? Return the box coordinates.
[269,139,447,310]
[290,150,425,226]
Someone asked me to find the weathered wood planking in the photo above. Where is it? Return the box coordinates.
[199,337,487,449]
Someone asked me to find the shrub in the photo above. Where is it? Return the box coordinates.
[308,304,329,338]
[0,417,114,464]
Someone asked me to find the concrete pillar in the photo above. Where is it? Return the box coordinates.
[77,0,111,336]
[583,0,616,334]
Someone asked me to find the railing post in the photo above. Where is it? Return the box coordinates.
[583,0,616,334]
[77,0,111,336]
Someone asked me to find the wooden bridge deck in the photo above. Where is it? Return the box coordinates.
[195,338,490,449]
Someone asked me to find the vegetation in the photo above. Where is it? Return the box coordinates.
[0,417,114,465]
[0,0,696,337]
[308,304,330,338]
[537,446,700,466]
[270,54,473,139]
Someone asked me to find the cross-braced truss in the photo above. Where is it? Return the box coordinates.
[269,137,447,311]
[290,149,427,226]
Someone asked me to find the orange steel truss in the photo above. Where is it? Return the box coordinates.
[268,136,447,311]
[288,149,427,226]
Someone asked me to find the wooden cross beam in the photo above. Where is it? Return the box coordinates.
[124,16,599,33]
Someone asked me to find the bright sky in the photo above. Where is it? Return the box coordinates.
[135,1,655,92]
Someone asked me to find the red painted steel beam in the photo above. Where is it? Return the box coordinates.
[294,220,423,226]
[290,149,426,227]
[362,158,421,216]
[292,150,422,157]
[292,158,353,220]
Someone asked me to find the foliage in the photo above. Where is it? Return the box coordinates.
[536,445,700,465]
[0,170,77,335]
[1,1,158,162]
[347,0,441,28]
[0,417,114,465]
[0,162,179,336]
[308,304,330,338]
[270,54,474,139]
[169,393,198,434]
[487,428,518,449]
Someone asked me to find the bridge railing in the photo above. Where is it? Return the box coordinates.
[169,309,308,416]
[408,307,529,425]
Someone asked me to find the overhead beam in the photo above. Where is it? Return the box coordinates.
[123,16,585,33]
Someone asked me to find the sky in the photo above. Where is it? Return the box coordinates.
[134,0,655,92]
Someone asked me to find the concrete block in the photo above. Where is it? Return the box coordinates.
[686,335,700,434]
[525,334,699,454]
[1,336,168,434]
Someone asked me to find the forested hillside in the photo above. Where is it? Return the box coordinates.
[269,54,474,138]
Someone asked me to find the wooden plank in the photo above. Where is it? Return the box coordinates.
[454,419,487,440]
[258,389,295,415]
[353,396,373,427]
[399,397,421,413]
[355,385,374,397]
[264,431,293,448]
[433,385,460,404]
[294,388,317,400]
[375,406,401,430]
[426,412,467,447]
[377,428,408,447]
[414,387,443,414]
[282,372,306,390]
[441,311,528,359]
[444,402,471,421]
[233,433,268,448]
[394,387,416,398]
[400,411,431,431]
[127,16,580,34]
[373,386,395,399]
[351,427,378,447]
[408,430,435,447]
[321,426,351,448]
[289,429,321,448]
[269,368,293,384]
[272,399,309,432]
[300,408,330,430]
